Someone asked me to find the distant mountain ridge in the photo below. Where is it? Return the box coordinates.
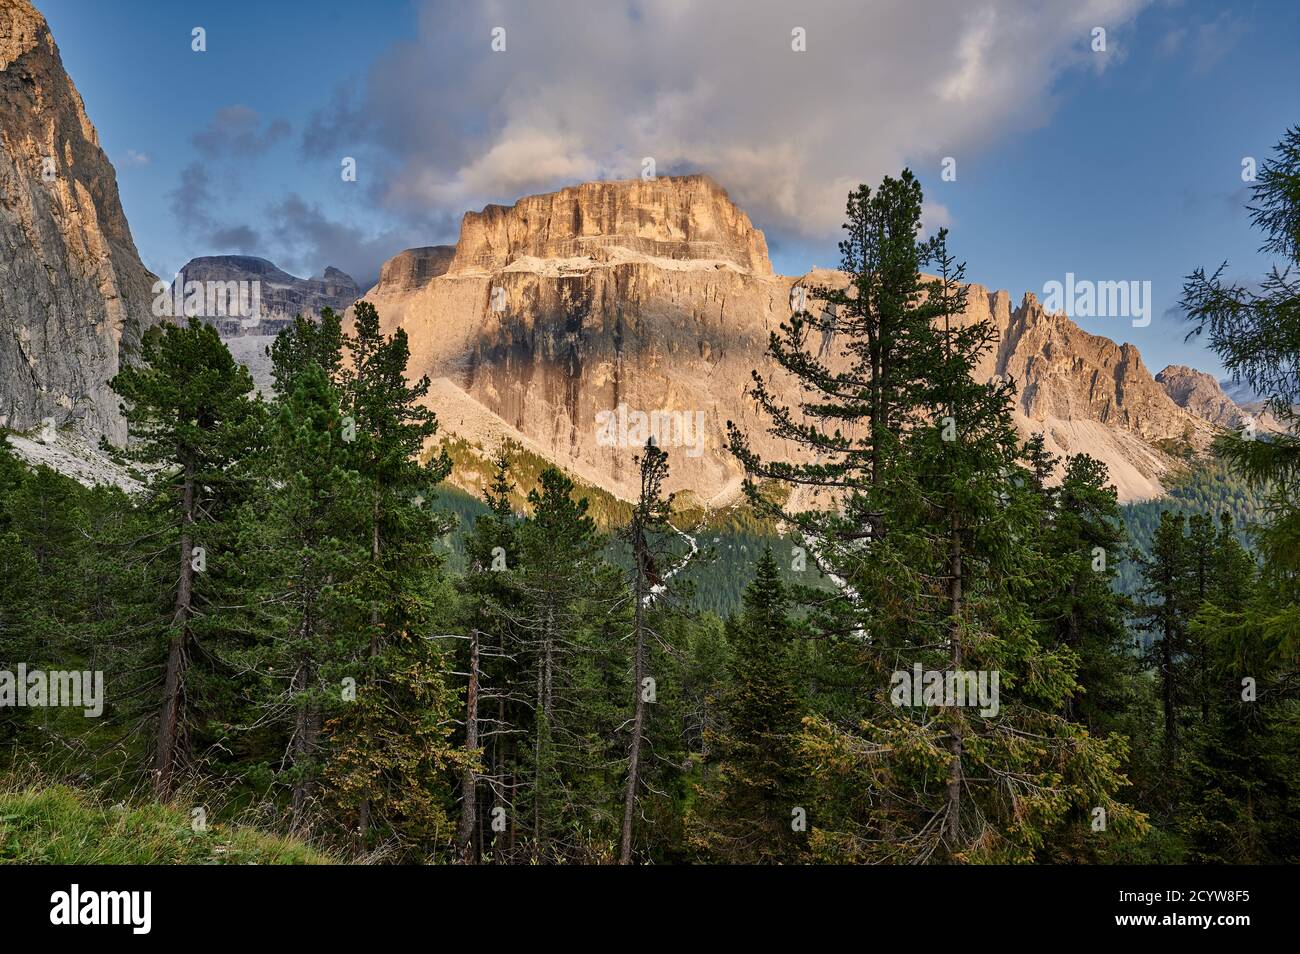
[170,255,359,337]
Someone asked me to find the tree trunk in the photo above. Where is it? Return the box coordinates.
[290,599,318,829]
[358,490,381,844]
[1160,619,1178,779]
[620,550,648,865]
[945,509,963,852]
[494,695,506,862]
[154,459,195,799]
[458,628,480,862]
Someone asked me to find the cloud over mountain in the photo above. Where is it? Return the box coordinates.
[303,0,1150,242]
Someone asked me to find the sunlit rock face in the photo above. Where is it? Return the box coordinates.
[0,0,159,443]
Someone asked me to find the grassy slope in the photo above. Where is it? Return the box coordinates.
[0,783,338,864]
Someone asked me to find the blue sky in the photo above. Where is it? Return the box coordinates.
[36,0,1300,382]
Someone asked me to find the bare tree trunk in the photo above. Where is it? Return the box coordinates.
[620,556,647,865]
[531,603,556,861]
[507,740,517,860]
[945,510,963,851]
[154,459,195,799]
[458,628,480,862]
[493,695,506,862]
[1160,620,1178,780]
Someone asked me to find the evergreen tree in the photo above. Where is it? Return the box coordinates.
[1035,450,1137,734]
[619,440,674,864]
[514,467,619,861]
[1134,510,1193,802]
[454,446,522,862]
[235,349,365,830]
[688,546,806,863]
[1181,126,1300,489]
[108,318,260,797]
[731,175,1143,862]
[1176,126,1300,861]
[325,300,461,856]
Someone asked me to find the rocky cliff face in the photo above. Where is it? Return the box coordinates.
[1155,364,1245,428]
[358,174,1239,504]
[377,246,454,293]
[0,0,158,444]
[449,176,772,276]
[986,292,1213,499]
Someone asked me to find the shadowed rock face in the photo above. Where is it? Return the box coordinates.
[0,0,158,443]
[360,174,1237,505]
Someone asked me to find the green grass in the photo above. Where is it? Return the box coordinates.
[0,782,339,864]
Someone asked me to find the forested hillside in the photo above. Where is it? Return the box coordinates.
[1117,460,1270,596]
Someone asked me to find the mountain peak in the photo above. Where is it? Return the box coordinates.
[1155,363,1248,429]
[447,174,773,276]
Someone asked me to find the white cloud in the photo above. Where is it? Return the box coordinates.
[309,0,1152,241]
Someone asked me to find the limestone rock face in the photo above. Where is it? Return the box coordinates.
[361,174,1241,504]
[0,0,158,444]
[448,175,772,276]
[377,246,455,293]
[1155,364,1244,428]
[174,255,359,337]
[984,293,1215,499]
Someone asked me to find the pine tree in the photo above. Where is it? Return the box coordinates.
[454,446,522,862]
[1134,510,1193,797]
[1181,125,1300,488]
[325,300,461,856]
[108,318,260,797]
[731,175,1144,862]
[513,467,617,861]
[619,440,673,864]
[1036,450,1137,734]
[235,342,365,830]
[1177,126,1300,860]
[688,546,806,863]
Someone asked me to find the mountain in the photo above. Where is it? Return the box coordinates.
[1156,363,1286,436]
[173,255,358,393]
[171,255,359,338]
[357,174,1241,504]
[0,0,157,445]
[0,0,1253,509]
[1155,364,1246,429]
